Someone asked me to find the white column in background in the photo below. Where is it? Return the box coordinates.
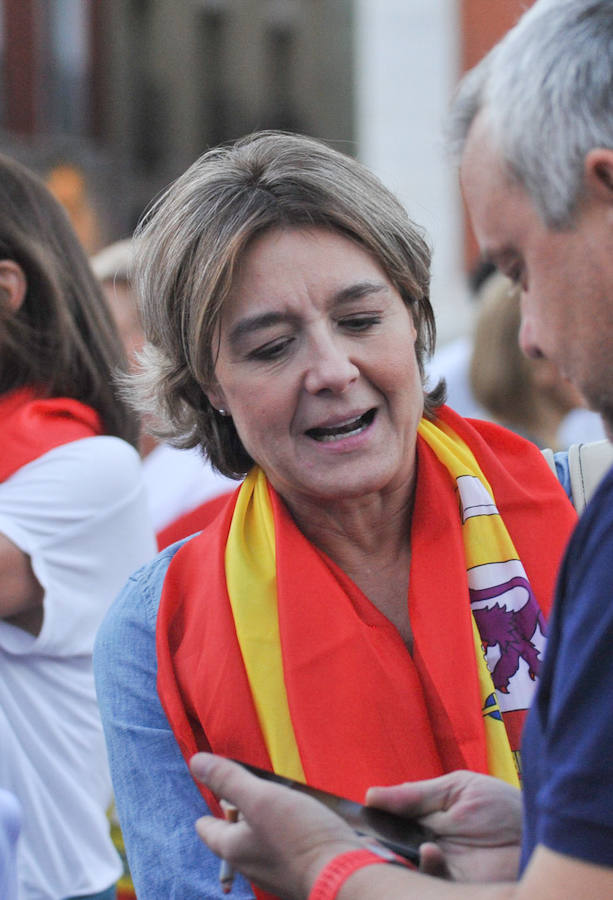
[354,0,471,346]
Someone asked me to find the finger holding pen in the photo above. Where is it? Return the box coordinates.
[190,753,361,900]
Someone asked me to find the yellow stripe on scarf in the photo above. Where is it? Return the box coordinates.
[418,418,520,787]
[225,468,305,781]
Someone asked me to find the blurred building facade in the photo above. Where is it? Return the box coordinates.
[0,0,353,245]
[0,0,532,340]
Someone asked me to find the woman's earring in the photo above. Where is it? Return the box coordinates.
[217,408,229,417]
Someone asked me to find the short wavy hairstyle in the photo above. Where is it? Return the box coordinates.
[131,130,444,477]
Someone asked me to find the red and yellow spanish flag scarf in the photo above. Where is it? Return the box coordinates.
[0,386,103,481]
[157,407,576,894]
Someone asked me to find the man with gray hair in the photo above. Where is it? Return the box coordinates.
[183,3,613,899]
[453,0,613,435]
[373,4,613,891]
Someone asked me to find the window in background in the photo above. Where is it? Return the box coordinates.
[39,0,91,135]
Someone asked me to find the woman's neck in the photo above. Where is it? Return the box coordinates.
[293,488,413,561]
[281,480,417,649]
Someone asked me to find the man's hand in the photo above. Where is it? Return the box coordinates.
[190,753,363,900]
[367,770,522,882]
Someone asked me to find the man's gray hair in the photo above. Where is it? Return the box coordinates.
[448,0,613,228]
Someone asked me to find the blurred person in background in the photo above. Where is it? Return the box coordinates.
[94,130,577,899]
[469,272,585,450]
[91,239,235,545]
[0,153,156,899]
[426,260,494,422]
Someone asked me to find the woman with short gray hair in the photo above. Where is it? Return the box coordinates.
[94,130,575,899]
[131,130,439,475]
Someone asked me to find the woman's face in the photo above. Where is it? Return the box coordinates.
[208,226,424,507]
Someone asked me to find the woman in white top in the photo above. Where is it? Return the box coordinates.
[0,153,156,900]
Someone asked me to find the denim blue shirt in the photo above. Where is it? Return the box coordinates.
[93,541,256,899]
[94,454,572,899]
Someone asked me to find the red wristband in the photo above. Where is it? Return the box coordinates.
[308,845,417,900]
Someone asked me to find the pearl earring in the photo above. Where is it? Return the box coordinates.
[217,408,229,416]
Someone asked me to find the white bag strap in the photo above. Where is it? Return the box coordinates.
[541,441,613,514]
[541,447,556,474]
[567,440,613,515]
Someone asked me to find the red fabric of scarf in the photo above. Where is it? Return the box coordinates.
[0,386,103,481]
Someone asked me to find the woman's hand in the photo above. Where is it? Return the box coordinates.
[366,770,522,883]
[190,753,363,900]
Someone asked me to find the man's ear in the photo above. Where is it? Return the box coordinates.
[0,259,27,313]
[585,148,613,203]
